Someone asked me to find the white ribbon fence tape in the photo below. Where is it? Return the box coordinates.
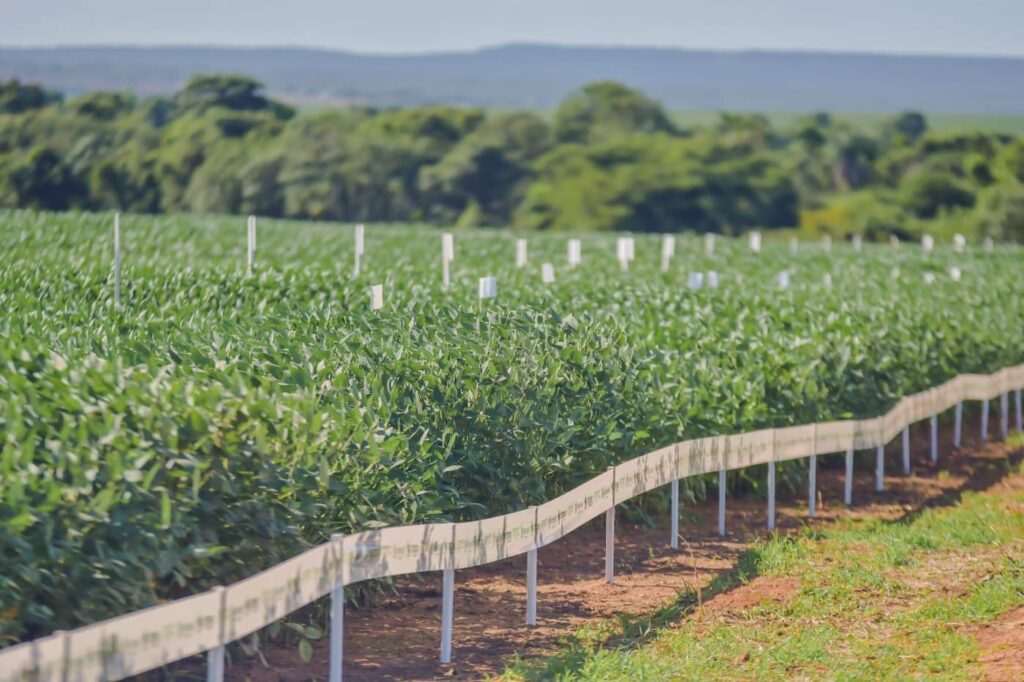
[2,364,1023,681]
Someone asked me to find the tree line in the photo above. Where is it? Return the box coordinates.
[1,75,1023,240]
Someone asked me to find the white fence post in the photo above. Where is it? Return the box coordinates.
[439,567,454,663]
[808,425,817,518]
[766,461,776,530]
[604,508,615,583]
[981,399,990,440]
[670,479,679,548]
[875,444,884,492]
[1016,389,1022,433]
[844,448,854,506]
[718,468,727,537]
[954,401,963,447]
[930,414,938,462]
[1000,392,1009,439]
[526,506,538,626]
[207,586,226,682]
[329,534,345,682]
[902,426,911,475]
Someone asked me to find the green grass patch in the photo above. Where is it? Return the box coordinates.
[501,482,1024,681]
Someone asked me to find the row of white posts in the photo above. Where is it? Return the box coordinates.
[222,390,1021,682]
[108,218,995,310]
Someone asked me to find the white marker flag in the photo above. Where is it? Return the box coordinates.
[354,223,365,276]
[953,233,966,252]
[369,284,384,310]
[568,239,582,267]
[516,239,528,268]
[777,271,791,289]
[441,233,454,288]
[949,267,962,282]
[707,271,719,288]
[924,272,936,284]
[113,212,122,306]
[789,237,798,257]
[661,235,675,272]
[616,237,634,270]
[442,233,455,262]
[748,231,762,253]
[822,235,832,253]
[890,235,900,248]
[851,234,862,253]
[246,215,256,272]
[541,263,555,283]
[922,235,934,252]
[687,272,704,290]
[823,272,833,287]
[479,276,497,299]
[983,237,994,253]
[704,233,716,257]
[891,266,901,280]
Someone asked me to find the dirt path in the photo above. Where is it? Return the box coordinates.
[225,425,1022,681]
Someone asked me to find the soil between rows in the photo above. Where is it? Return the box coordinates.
[221,423,1022,681]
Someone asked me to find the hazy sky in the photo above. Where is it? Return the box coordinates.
[2,0,1022,57]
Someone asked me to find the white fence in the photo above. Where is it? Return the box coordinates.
[3,365,1024,682]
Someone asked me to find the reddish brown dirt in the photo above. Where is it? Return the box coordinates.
[962,606,1024,682]
[216,424,1021,682]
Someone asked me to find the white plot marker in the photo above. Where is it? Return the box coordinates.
[704,232,715,257]
[369,284,384,310]
[567,239,581,268]
[246,215,256,274]
[478,276,497,299]
[616,237,634,271]
[516,238,528,268]
[748,231,762,253]
[113,212,122,307]
[661,235,675,272]
[822,235,832,253]
[354,223,365,276]
[922,234,934,253]
[777,270,791,289]
[953,233,966,252]
[687,272,704,290]
[541,263,555,284]
[852,234,862,253]
[441,233,454,288]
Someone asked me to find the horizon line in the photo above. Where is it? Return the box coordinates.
[3,40,1024,62]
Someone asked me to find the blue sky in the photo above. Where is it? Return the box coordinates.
[2,0,1022,57]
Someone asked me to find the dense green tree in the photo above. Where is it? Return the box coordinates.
[554,81,676,144]
[0,79,61,114]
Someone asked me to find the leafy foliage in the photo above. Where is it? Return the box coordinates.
[1,209,1023,646]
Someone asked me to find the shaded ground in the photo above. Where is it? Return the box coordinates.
[223,424,1021,681]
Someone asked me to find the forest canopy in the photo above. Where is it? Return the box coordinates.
[2,75,1023,241]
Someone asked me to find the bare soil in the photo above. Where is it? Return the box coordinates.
[223,424,1022,682]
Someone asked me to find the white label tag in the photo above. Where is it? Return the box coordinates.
[923,272,936,284]
[777,271,791,289]
[822,235,832,253]
[568,239,581,266]
[442,233,455,262]
[516,239,528,267]
[704,233,715,257]
[369,284,383,310]
[823,273,833,287]
[662,235,675,258]
[922,235,934,252]
[983,237,994,253]
[789,237,798,256]
[617,237,635,264]
[541,263,555,283]
[890,235,900,248]
[687,272,704,290]
[355,224,365,255]
[479,276,497,299]
[953,234,966,252]
[707,271,719,288]
[851,234,862,252]
[748,231,762,253]
[949,267,962,282]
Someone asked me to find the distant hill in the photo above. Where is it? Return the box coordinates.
[2,43,1024,113]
